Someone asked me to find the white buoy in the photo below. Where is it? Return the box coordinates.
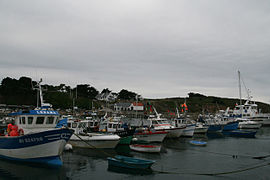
[64,143,73,151]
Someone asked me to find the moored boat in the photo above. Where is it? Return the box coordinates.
[189,140,207,146]
[222,129,257,138]
[107,155,155,169]
[133,128,168,143]
[4,79,74,166]
[67,120,120,149]
[129,144,161,153]
[148,107,185,138]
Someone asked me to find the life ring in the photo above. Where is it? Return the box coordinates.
[18,128,24,136]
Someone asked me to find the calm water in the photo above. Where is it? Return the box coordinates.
[1,128,270,180]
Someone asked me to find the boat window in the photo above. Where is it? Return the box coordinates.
[108,124,112,128]
[113,124,117,128]
[78,122,86,128]
[72,123,77,128]
[94,122,98,126]
[21,117,26,124]
[28,117,33,124]
[36,117,45,124]
[90,122,93,126]
[46,117,55,124]
[67,123,71,128]
[55,117,59,124]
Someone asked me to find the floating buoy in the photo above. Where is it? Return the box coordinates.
[64,143,73,151]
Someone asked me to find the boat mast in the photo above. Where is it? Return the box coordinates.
[238,70,243,118]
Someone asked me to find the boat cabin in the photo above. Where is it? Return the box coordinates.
[10,107,60,134]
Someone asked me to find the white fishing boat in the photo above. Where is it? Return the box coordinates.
[99,115,135,145]
[67,120,120,149]
[236,118,262,129]
[172,108,195,137]
[133,128,168,143]
[232,70,268,127]
[5,79,73,166]
[148,107,185,138]
[129,144,161,153]
[194,123,208,134]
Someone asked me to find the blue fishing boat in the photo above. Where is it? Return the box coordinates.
[1,79,74,166]
[207,124,223,133]
[223,121,239,131]
[222,130,257,138]
[189,140,207,146]
[107,155,155,169]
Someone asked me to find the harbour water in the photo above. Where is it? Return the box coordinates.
[1,128,270,180]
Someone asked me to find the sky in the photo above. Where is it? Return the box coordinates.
[1,0,270,103]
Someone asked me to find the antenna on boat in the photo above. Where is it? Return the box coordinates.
[238,70,243,118]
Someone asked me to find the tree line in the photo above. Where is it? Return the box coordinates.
[0,76,138,109]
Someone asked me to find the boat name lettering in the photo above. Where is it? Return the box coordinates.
[61,133,71,140]
[19,137,44,143]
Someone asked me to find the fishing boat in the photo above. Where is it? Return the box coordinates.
[107,155,155,169]
[129,144,161,153]
[236,118,262,129]
[222,130,257,138]
[5,79,73,166]
[133,128,168,143]
[189,140,207,146]
[172,108,196,137]
[148,107,185,138]
[194,123,208,134]
[99,115,135,145]
[67,120,120,149]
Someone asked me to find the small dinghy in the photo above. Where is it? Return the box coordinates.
[189,140,207,146]
[107,155,155,169]
[129,144,161,153]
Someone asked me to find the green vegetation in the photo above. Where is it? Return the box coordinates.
[0,76,270,114]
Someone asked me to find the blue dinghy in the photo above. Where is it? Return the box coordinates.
[107,155,155,169]
[189,140,207,146]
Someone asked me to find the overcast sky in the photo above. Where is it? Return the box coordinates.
[1,0,270,103]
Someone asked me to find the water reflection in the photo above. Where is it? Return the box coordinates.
[107,165,153,175]
[0,159,66,180]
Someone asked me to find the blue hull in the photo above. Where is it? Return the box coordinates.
[207,125,223,132]
[107,155,155,169]
[222,130,257,138]
[223,122,239,131]
[0,128,73,166]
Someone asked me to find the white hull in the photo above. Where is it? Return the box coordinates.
[163,128,184,138]
[181,125,195,137]
[69,133,120,149]
[238,122,262,129]
[194,127,208,134]
[134,132,167,143]
[129,144,161,153]
[0,139,66,159]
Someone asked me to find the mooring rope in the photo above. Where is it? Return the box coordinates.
[72,133,114,157]
[164,143,270,160]
[152,161,270,176]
